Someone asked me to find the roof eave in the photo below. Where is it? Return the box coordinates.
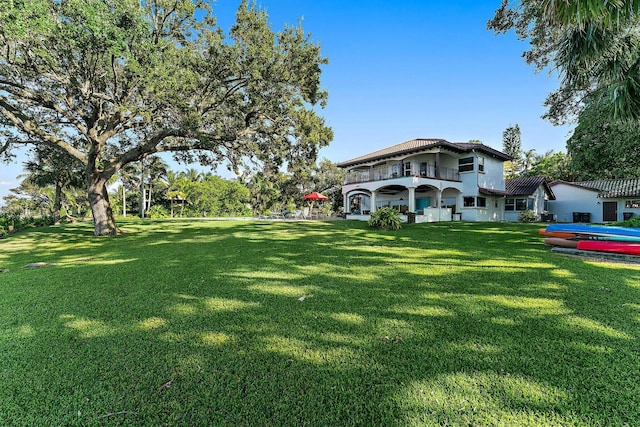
[337,141,466,168]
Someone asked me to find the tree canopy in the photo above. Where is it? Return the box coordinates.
[502,124,522,159]
[567,100,640,180]
[488,0,640,124]
[502,124,522,179]
[521,150,577,182]
[0,0,332,235]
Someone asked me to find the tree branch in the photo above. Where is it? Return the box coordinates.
[0,99,88,164]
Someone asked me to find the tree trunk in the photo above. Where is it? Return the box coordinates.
[122,185,127,218]
[88,175,118,236]
[140,187,146,218]
[147,183,153,212]
[53,177,63,225]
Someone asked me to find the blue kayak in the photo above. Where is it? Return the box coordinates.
[545,223,640,239]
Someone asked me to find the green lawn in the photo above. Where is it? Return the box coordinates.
[1,220,639,426]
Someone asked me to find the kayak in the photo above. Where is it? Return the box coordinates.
[579,234,640,242]
[544,224,640,241]
[538,229,577,238]
[544,237,579,248]
[576,240,640,255]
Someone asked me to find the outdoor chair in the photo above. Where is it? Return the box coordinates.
[270,212,285,220]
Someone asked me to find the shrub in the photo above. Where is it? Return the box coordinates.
[612,217,640,227]
[148,205,170,219]
[368,207,402,230]
[518,210,537,223]
[33,216,54,227]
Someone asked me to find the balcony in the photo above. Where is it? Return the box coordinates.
[344,161,460,185]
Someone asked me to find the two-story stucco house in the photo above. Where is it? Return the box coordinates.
[337,138,513,222]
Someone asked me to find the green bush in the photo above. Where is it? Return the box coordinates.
[518,210,537,223]
[148,205,170,219]
[33,216,54,227]
[368,207,402,230]
[612,217,640,227]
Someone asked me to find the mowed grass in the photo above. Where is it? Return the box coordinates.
[1,220,639,426]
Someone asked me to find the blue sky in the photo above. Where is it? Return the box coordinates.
[0,0,573,204]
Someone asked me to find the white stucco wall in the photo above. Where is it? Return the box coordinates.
[548,183,601,223]
[477,156,506,190]
[459,197,503,222]
[503,185,550,222]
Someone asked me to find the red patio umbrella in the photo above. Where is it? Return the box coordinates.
[303,192,329,218]
[303,191,329,201]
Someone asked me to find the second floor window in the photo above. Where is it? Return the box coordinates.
[458,157,474,172]
[478,157,485,172]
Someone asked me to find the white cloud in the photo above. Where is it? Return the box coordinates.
[0,181,11,186]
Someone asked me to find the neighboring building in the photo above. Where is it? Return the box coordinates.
[549,178,640,223]
[504,176,556,222]
[337,138,512,222]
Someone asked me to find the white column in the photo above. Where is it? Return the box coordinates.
[370,191,377,213]
[436,189,442,222]
[408,187,416,212]
[344,194,350,214]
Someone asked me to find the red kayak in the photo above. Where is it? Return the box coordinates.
[576,240,640,255]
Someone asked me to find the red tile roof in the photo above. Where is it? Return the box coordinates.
[553,178,640,198]
[479,187,511,196]
[506,176,555,199]
[337,138,512,168]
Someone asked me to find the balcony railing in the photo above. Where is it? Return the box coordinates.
[344,161,460,184]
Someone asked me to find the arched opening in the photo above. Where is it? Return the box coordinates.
[375,185,409,213]
[346,190,371,214]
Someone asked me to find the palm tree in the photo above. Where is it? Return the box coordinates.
[118,163,141,218]
[22,146,84,224]
[522,149,538,173]
[144,156,168,214]
[180,168,204,183]
[542,1,640,120]
[489,1,640,121]
[162,171,187,217]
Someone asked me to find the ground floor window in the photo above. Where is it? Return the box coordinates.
[626,200,640,208]
[506,197,533,211]
[463,196,488,208]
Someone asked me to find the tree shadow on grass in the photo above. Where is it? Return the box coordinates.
[1,220,639,425]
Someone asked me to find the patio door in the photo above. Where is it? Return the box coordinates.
[603,201,617,222]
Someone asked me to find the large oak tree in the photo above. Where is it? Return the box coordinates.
[567,99,640,180]
[0,0,332,235]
